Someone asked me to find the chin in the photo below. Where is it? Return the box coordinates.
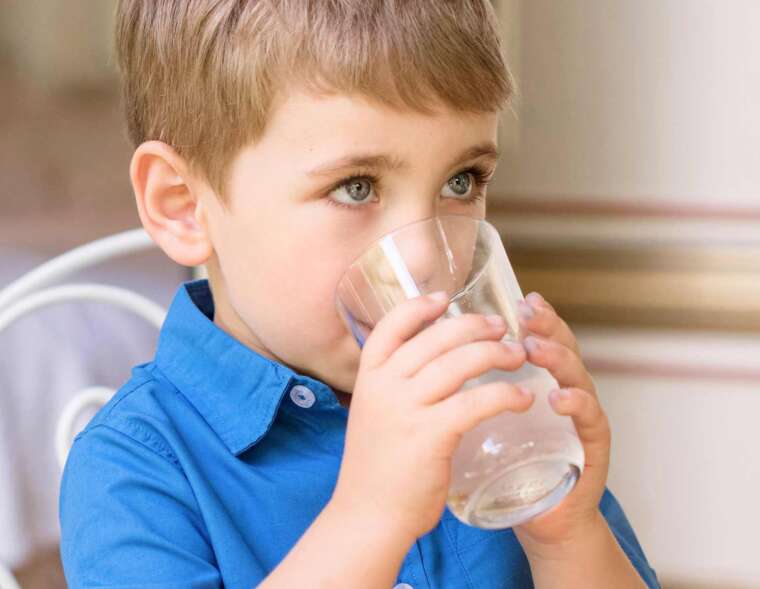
[330,365,358,395]
[329,356,359,394]
[301,341,358,393]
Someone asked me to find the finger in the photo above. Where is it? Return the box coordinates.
[413,339,526,404]
[527,291,557,313]
[432,380,535,436]
[523,335,596,395]
[518,292,581,356]
[548,387,610,487]
[360,292,449,371]
[386,312,509,376]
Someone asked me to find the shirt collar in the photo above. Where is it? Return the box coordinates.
[154,279,342,456]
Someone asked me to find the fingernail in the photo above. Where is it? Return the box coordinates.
[518,385,533,397]
[526,292,547,309]
[517,300,534,321]
[429,291,448,303]
[503,340,524,353]
[550,389,571,403]
[485,314,506,327]
[523,336,541,353]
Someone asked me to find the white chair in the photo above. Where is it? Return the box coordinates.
[0,228,170,588]
[0,228,168,469]
[0,563,20,589]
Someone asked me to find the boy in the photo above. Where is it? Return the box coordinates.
[60,1,660,587]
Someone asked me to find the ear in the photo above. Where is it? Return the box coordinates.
[129,141,213,267]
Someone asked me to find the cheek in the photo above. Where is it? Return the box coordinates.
[299,260,352,332]
[216,212,360,341]
[253,244,351,336]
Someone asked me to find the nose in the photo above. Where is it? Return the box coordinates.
[378,221,440,292]
[375,214,470,298]
[336,214,480,330]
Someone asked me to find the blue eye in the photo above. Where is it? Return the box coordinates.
[325,165,493,211]
[344,178,373,201]
[443,172,473,198]
[328,177,376,208]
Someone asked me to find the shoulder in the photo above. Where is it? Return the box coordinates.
[59,363,205,531]
[72,362,186,469]
[58,365,221,587]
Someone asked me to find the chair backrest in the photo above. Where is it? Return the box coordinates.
[0,228,178,584]
[0,562,21,589]
[0,228,167,469]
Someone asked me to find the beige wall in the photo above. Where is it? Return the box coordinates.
[494,0,760,208]
[493,3,760,587]
[577,328,760,587]
[0,1,117,90]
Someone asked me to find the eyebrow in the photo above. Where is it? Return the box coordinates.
[306,141,500,177]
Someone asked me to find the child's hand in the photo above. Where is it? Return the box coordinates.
[330,292,534,544]
[512,292,612,555]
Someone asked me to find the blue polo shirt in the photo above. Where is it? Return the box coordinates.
[59,279,660,588]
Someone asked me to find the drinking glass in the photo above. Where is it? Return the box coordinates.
[335,214,584,529]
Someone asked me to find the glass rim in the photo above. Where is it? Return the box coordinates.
[336,213,498,288]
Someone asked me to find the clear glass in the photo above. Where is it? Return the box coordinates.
[335,215,584,529]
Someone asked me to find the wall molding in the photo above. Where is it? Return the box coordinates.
[488,196,760,332]
[489,196,760,222]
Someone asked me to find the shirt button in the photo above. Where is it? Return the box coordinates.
[393,584,413,589]
[289,385,316,408]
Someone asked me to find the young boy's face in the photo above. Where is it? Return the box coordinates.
[199,89,500,394]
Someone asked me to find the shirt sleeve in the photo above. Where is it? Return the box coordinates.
[59,421,222,589]
[599,487,661,588]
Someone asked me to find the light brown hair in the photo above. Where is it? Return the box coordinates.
[115,0,514,199]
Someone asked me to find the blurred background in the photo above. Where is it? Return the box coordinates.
[0,1,758,588]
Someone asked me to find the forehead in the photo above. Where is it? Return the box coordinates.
[257,89,500,165]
